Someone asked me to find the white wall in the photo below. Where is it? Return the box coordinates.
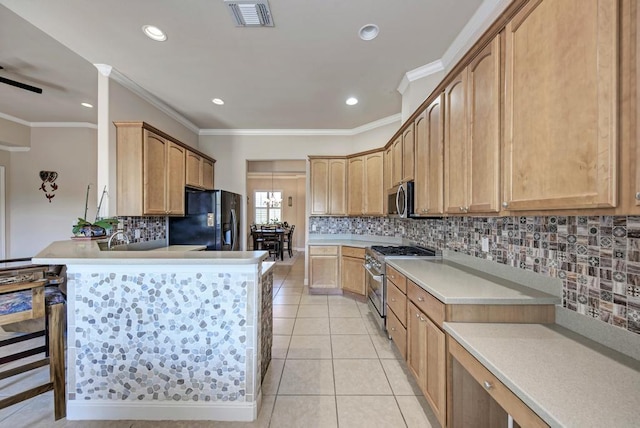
[0,116,30,147]
[351,122,399,153]
[400,71,446,124]
[8,127,97,257]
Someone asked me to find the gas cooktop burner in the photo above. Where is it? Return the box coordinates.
[370,245,437,257]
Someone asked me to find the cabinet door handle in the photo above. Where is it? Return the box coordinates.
[417,296,425,302]
[391,298,396,302]
[390,327,396,331]
[419,316,425,322]
[483,381,493,390]
[416,313,420,318]
[502,201,509,208]
[636,193,640,201]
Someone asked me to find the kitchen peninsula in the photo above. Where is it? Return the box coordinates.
[33,240,271,422]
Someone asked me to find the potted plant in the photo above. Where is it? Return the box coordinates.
[72,185,119,238]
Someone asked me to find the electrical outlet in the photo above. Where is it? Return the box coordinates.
[135,229,141,239]
[312,225,317,231]
[481,237,489,252]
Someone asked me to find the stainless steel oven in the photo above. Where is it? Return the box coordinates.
[364,245,441,332]
[364,253,385,329]
[387,181,415,218]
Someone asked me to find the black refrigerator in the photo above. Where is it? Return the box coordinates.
[168,189,242,251]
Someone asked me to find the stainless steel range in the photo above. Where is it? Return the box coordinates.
[364,245,441,331]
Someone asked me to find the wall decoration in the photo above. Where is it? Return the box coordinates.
[38,170,58,203]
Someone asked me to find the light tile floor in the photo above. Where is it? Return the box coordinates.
[0,254,440,427]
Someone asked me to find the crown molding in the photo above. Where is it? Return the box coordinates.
[0,144,30,152]
[31,122,97,129]
[107,67,200,134]
[199,113,401,137]
[0,111,31,126]
[397,60,444,95]
[441,0,512,70]
[397,0,510,91]
[0,111,97,129]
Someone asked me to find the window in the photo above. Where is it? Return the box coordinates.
[255,190,282,224]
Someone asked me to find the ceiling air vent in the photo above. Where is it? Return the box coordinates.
[224,0,274,27]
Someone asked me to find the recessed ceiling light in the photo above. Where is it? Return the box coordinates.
[81,102,93,108]
[359,24,379,41]
[212,98,225,105]
[142,25,167,41]
[346,97,358,106]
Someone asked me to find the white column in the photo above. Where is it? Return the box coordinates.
[94,64,112,218]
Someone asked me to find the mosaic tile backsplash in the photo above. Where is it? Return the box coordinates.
[68,269,256,402]
[309,215,640,335]
[118,216,167,243]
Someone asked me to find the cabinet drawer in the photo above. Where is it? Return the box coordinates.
[387,281,407,326]
[449,338,548,428]
[386,265,407,293]
[386,307,406,360]
[341,246,364,259]
[309,245,338,255]
[407,280,444,328]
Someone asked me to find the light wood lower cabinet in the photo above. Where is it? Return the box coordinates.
[340,246,365,295]
[448,338,548,428]
[308,246,339,291]
[407,300,447,427]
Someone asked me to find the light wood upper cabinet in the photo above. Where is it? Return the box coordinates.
[117,123,185,216]
[444,35,501,215]
[402,122,415,182]
[348,151,384,216]
[392,136,403,186]
[503,0,618,211]
[185,151,202,189]
[415,94,445,216]
[348,156,364,215]
[186,151,216,191]
[142,131,168,215]
[310,158,347,215]
[467,36,501,213]
[202,158,215,190]
[166,142,186,215]
[364,151,384,215]
[329,159,347,215]
[444,71,468,214]
[310,158,329,215]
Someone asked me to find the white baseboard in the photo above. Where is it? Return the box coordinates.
[67,399,258,421]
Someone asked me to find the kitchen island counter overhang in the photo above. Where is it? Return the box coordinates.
[33,240,272,422]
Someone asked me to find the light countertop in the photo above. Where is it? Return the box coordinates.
[386,259,559,305]
[307,238,401,248]
[33,240,268,265]
[445,322,640,427]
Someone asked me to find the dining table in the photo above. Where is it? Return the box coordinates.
[251,227,290,261]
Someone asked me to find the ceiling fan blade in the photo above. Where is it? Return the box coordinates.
[0,66,43,94]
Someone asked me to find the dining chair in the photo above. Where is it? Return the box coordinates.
[261,232,281,260]
[0,260,67,420]
[284,225,295,257]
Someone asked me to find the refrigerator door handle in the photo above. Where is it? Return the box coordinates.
[231,208,237,250]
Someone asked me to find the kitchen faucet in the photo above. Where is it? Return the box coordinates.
[107,230,130,250]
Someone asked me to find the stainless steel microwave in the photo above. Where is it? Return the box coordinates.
[388,181,414,218]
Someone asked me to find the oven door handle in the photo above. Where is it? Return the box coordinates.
[364,265,384,282]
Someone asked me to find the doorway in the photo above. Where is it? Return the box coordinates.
[246,160,306,252]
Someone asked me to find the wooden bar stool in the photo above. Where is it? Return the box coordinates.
[0,267,66,420]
